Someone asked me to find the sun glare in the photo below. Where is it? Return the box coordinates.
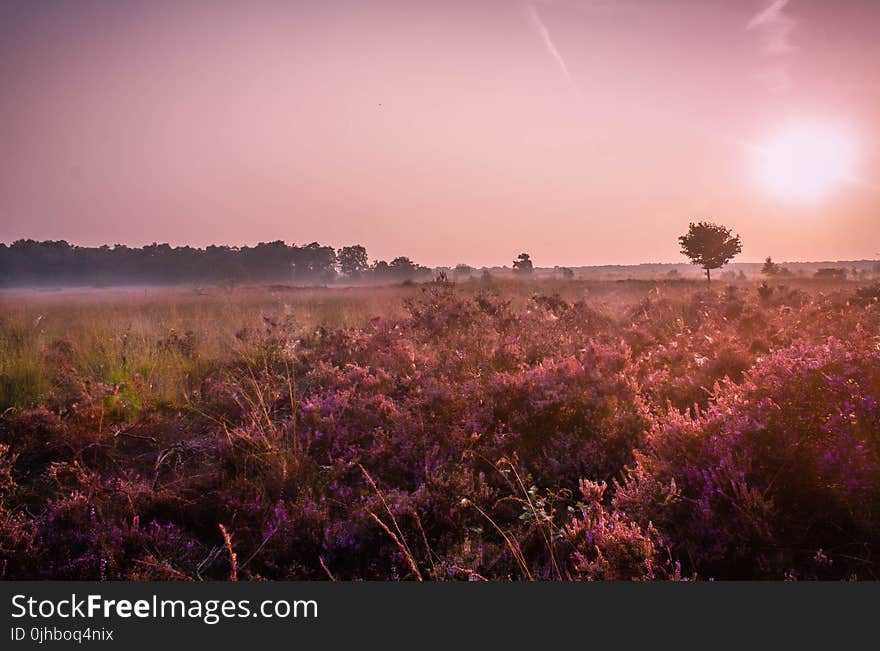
[756,122,857,202]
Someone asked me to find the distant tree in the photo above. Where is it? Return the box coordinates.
[453,264,474,278]
[337,245,369,279]
[389,256,418,276]
[291,242,337,282]
[762,256,780,276]
[370,257,431,282]
[762,256,791,278]
[555,266,574,279]
[513,253,534,274]
[678,221,743,284]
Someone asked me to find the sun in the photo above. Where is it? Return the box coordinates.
[755,122,857,202]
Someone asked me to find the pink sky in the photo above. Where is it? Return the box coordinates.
[1,0,879,267]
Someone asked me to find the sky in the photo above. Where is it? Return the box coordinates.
[1,0,879,267]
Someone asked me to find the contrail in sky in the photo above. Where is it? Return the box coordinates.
[524,2,577,92]
[746,0,797,92]
[747,0,796,56]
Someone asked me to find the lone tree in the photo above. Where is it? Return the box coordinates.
[762,256,792,277]
[762,256,780,276]
[678,221,742,284]
[513,252,534,274]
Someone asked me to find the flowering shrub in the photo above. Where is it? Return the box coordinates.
[1,280,879,579]
[563,479,669,580]
[616,336,880,578]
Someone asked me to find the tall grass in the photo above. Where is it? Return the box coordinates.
[0,284,414,411]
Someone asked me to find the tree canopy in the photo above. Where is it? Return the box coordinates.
[513,252,534,274]
[678,222,742,283]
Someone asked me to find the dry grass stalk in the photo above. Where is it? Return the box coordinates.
[218,524,237,582]
[360,464,423,581]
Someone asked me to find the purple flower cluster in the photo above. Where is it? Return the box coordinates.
[1,281,879,579]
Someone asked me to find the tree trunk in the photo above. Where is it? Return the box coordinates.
[705,267,711,285]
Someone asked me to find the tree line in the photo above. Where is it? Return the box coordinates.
[0,240,432,287]
[5,222,863,288]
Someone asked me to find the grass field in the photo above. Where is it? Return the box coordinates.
[0,284,416,412]
[1,275,879,580]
